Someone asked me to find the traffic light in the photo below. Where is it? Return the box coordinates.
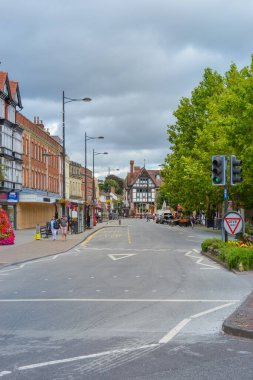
[212,155,226,185]
[230,155,242,185]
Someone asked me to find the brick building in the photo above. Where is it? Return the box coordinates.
[16,114,64,229]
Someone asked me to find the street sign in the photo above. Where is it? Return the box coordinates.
[223,211,243,235]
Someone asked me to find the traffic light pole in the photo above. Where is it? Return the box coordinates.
[224,183,228,242]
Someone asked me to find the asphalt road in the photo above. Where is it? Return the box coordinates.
[0,219,252,379]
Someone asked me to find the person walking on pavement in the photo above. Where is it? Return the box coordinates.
[190,214,195,229]
[60,215,68,240]
[50,216,59,240]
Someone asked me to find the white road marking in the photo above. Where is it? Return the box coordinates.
[108,253,136,261]
[190,303,235,319]
[0,371,12,377]
[16,343,159,372]
[0,298,239,303]
[85,248,171,252]
[159,302,236,344]
[52,255,59,260]
[185,250,220,269]
[0,300,238,376]
[159,318,191,344]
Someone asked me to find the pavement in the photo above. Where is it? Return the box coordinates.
[0,220,252,340]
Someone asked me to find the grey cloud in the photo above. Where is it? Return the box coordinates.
[1,0,253,178]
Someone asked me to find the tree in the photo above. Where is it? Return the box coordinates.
[161,57,253,213]
[103,179,120,194]
[105,175,124,195]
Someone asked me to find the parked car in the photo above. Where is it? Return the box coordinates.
[160,212,173,224]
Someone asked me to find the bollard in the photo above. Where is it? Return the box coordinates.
[119,218,121,225]
[34,224,41,240]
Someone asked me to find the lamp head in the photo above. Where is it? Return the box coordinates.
[82,97,92,102]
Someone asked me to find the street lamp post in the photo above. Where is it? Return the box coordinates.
[62,91,91,216]
[91,149,108,228]
[84,133,104,228]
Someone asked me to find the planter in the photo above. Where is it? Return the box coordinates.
[0,236,15,245]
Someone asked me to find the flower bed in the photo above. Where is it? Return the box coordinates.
[0,209,15,245]
[201,237,253,271]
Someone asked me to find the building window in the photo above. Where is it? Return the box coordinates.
[0,98,4,118]
[8,105,15,123]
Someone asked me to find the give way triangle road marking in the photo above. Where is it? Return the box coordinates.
[108,253,136,261]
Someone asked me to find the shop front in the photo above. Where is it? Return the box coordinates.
[67,200,84,233]
[17,190,59,229]
[0,191,19,229]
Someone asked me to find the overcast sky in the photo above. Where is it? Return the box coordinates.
[1,0,253,179]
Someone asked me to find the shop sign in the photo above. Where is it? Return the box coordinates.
[8,192,18,202]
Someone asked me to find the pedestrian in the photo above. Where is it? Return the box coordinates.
[60,215,68,240]
[50,216,59,240]
[190,214,195,229]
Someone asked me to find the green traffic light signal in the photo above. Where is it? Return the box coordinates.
[212,155,226,186]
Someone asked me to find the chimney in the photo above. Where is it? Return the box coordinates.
[130,160,134,176]
[34,116,36,123]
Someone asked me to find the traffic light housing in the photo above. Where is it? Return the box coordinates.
[230,155,242,186]
[212,155,226,185]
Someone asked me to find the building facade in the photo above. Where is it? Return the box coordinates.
[124,160,161,217]
[0,72,23,228]
[17,114,63,229]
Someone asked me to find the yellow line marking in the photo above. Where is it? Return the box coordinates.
[81,230,102,246]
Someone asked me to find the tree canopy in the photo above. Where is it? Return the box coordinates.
[161,56,253,214]
[104,175,124,195]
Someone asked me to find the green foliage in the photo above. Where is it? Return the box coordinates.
[201,238,226,252]
[162,56,253,212]
[245,222,253,235]
[219,247,253,270]
[103,179,120,194]
[106,175,124,195]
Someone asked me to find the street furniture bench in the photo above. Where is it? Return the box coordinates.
[40,225,52,238]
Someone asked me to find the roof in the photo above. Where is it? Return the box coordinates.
[0,71,8,91]
[0,71,22,108]
[126,166,162,188]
